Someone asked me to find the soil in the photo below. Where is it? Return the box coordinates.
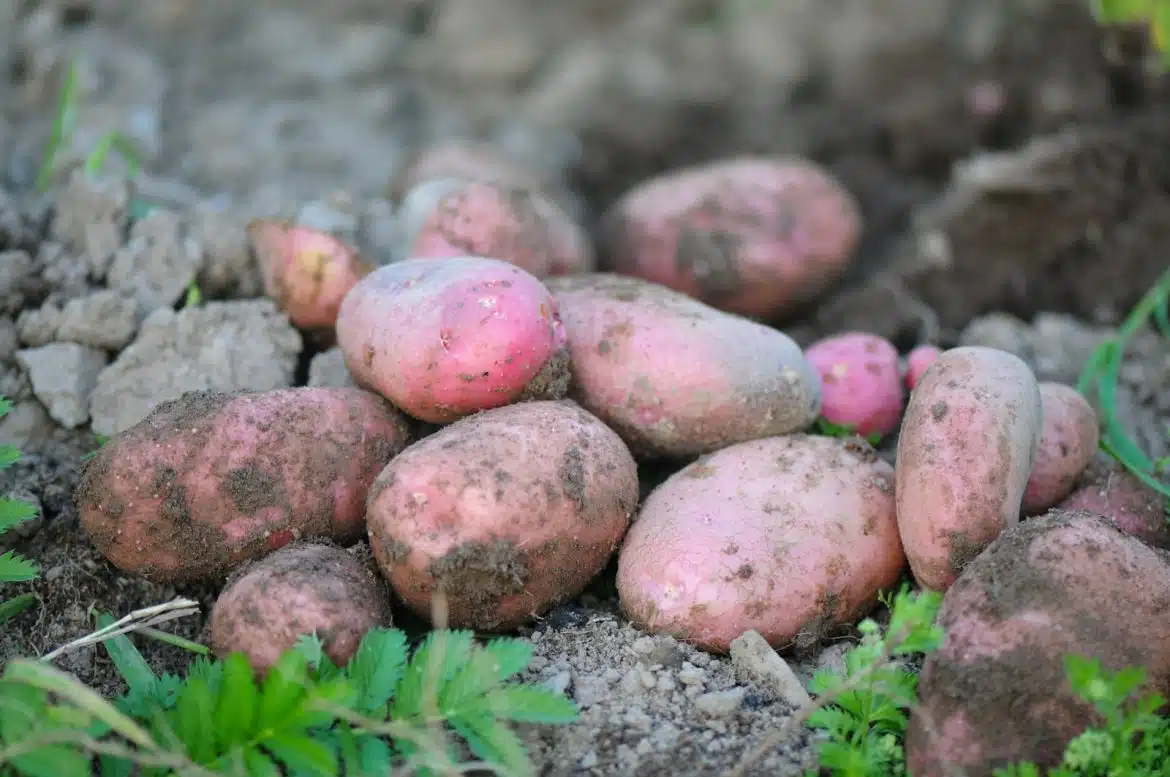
[2,1,1170,776]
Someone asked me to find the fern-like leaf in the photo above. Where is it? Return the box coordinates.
[479,685,578,724]
[346,627,408,715]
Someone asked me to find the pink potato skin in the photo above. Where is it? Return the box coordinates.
[76,387,414,584]
[366,400,639,631]
[394,178,595,276]
[545,273,822,459]
[209,542,394,674]
[904,344,943,391]
[335,257,570,424]
[805,332,905,436]
[617,434,905,654]
[1020,382,1099,515]
[895,346,1043,592]
[906,511,1170,777]
[1058,458,1170,548]
[599,156,861,320]
[247,219,373,330]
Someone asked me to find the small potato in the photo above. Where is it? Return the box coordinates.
[805,332,904,437]
[599,156,861,320]
[336,257,570,424]
[77,387,414,583]
[391,178,595,276]
[209,541,394,674]
[1020,382,1099,515]
[907,511,1170,776]
[366,400,638,631]
[895,346,1043,591]
[247,219,373,330]
[617,434,905,654]
[904,344,942,391]
[1058,458,1170,549]
[546,273,821,459]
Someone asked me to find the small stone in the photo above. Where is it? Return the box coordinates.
[50,169,130,276]
[678,664,707,687]
[656,674,678,693]
[632,636,656,655]
[56,290,138,350]
[189,204,262,298]
[543,670,572,696]
[0,399,53,448]
[107,208,200,318]
[307,346,356,388]
[693,687,746,718]
[15,304,61,346]
[0,317,17,361]
[578,751,599,769]
[15,342,108,428]
[730,630,813,708]
[0,250,35,315]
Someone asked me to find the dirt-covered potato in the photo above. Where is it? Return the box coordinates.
[617,434,905,654]
[391,178,594,276]
[366,400,638,631]
[247,219,373,330]
[906,510,1170,777]
[1020,382,1099,515]
[1058,458,1170,549]
[599,156,861,320]
[895,346,1043,591]
[805,332,904,437]
[77,387,414,583]
[904,344,942,391]
[336,256,570,424]
[208,541,394,673]
[546,273,821,459]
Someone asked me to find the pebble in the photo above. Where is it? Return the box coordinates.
[15,342,108,428]
[56,289,138,350]
[730,630,813,708]
[693,687,746,718]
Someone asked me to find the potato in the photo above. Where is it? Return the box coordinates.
[247,219,373,330]
[598,156,861,320]
[895,346,1043,591]
[1058,458,1170,549]
[391,178,595,276]
[805,332,904,437]
[1020,382,1099,515]
[906,510,1170,776]
[208,541,394,674]
[76,387,414,583]
[336,256,570,424]
[617,434,904,654]
[904,344,942,391]
[546,273,821,459]
[366,400,638,631]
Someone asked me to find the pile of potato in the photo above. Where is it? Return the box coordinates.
[74,143,1170,770]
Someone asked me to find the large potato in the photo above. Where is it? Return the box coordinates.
[336,256,570,424]
[366,400,638,631]
[208,541,394,674]
[906,510,1170,777]
[599,156,861,320]
[77,387,414,583]
[1020,382,1099,515]
[617,434,905,654]
[895,346,1043,591]
[546,273,821,459]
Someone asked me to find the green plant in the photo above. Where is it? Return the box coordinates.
[0,619,578,777]
[0,396,40,626]
[812,418,884,448]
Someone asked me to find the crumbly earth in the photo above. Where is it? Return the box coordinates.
[2,1,1170,776]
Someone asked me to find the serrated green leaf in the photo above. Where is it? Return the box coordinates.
[347,627,408,715]
[213,653,258,751]
[293,633,325,669]
[0,445,20,469]
[481,637,533,682]
[479,685,578,724]
[450,711,532,777]
[0,497,38,533]
[256,652,311,731]
[0,593,37,625]
[392,630,475,721]
[264,732,337,776]
[0,550,38,583]
[440,650,505,715]
[8,743,91,777]
[356,733,393,777]
[171,672,217,763]
[0,396,11,418]
[243,747,282,777]
[97,752,134,777]
[95,612,157,699]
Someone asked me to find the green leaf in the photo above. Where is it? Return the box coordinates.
[213,653,258,751]
[450,711,532,777]
[256,652,311,731]
[94,612,158,699]
[0,593,38,625]
[479,685,578,724]
[357,735,393,777]
[97,752,134,777]
[7,743,92,777]
[0,396,11,419]
[392,630,475,721]
[0,496,39,533]
[346,627,408,715]
[264,732,337,776]
[242,747,282,777]
[0,444,21,469]
[171,672,217,763]
[481,637,533,682]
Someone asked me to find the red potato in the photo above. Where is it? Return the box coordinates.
[76,387,414,583]
[907,511,1170,777]
[904,344,942,391]
[895,346,1043,591]
[599,156,861,320]
[391,178,595,276]
[247,219,373,330]
[617,434,905,654]
[366,400,638,631]
[546,273,822,459]
[335,256,570,424]
[1020,382,1099,515]
[1058,458,1170,548]
[805,332,904,437]
[209,541,394,674]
